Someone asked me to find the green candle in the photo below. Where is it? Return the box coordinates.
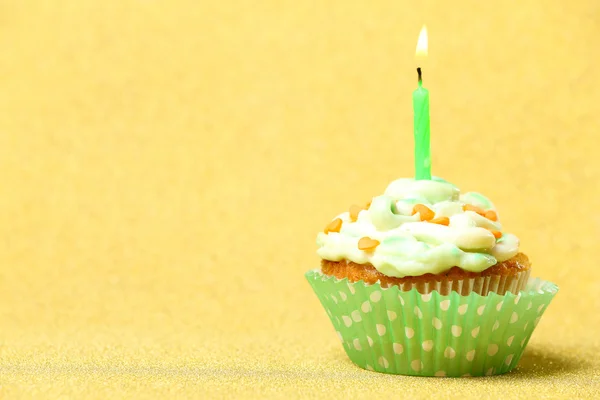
[413,70,431,180]
[413,26,431,180]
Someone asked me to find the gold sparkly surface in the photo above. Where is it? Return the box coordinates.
[1,1,599,398]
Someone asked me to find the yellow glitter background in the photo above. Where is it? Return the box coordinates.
[1,1,599,398]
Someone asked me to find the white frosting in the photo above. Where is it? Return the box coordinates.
[317,177,519,278]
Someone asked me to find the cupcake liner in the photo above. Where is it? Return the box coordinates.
[306,269,558,377]
[389,269,531,296]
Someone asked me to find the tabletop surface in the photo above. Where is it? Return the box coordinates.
[1,1,599,398]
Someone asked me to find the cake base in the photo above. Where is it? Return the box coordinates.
[321,253,531,295]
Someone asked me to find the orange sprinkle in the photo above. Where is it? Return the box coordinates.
[463,204,486,216]
[349,204,363,222]
[429,216,450,226]
[324,218,343,234]
[484,210,498,221]
[489,229,502,239]
[358,236,380,251]
[412,204,435,221]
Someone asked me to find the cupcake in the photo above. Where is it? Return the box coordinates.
[306,177,558,377]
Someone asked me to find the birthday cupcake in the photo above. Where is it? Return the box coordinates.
[306,25,557,377]
[306,178,558,376]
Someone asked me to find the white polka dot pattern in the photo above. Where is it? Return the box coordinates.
[306,270,558,377]
[347,283,356,294]
[393,343,404,354]
[466,350,475,361]
[444,347,456,359]
[370,291,381,303]
[378,356,389,368]
[361,301,371,313]
[487,344,499,356]
[422,340,433,352]
[411,360,423,371]
[451,326,462,337]
[414,306,423,319]
[510,312,519,323]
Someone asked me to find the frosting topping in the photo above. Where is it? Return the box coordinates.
[316,177,519,278]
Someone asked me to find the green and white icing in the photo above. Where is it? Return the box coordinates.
[316,178,519,278]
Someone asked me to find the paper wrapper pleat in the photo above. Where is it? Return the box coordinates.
[387,269,531,295]
[306,269,558,377]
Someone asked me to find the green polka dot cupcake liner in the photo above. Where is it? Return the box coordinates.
[305,269,558,377]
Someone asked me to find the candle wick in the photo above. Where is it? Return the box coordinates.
[417,67,422,83]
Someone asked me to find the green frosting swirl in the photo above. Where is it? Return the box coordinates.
[316,178,519,278]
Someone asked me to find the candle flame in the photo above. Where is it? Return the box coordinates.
[415,25,428,58]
